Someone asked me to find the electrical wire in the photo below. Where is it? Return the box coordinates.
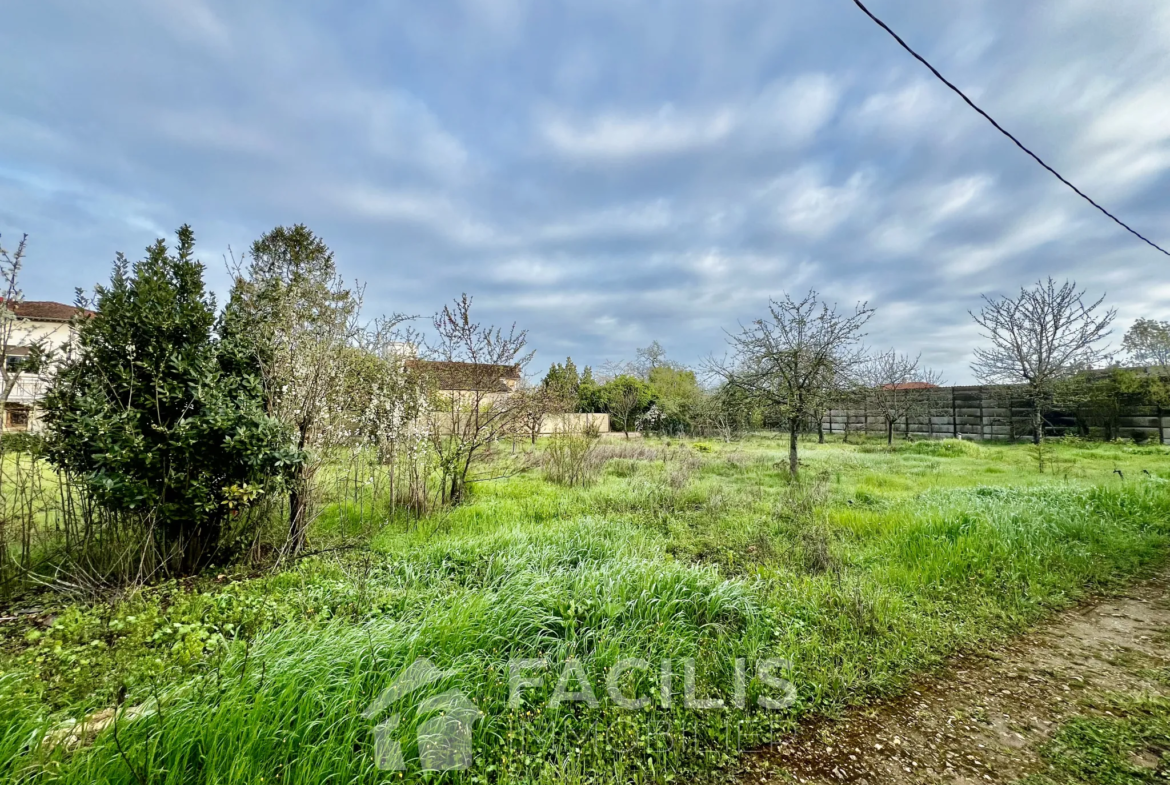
[851,0,1170,258]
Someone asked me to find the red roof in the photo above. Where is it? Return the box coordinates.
[4,300,92,322]
[880,381,940,390]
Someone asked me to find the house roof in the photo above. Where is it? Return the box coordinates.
[4,300,93,322]
[406,359,521,392]
[880,381,940,390]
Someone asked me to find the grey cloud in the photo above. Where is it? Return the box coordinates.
[2,0,1169,384]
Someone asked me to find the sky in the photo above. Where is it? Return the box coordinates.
[2,0,1169,384]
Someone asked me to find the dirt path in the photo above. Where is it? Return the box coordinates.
[738,573,1170,784]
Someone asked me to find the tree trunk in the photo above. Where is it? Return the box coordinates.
[817,417,824,444]
[449,474,463,505]
[788,420,799,478]
[287,468,308,553]
[181,517,223,575]
[287,424,310,553]
[1031,406,1042,445]
[886,419,894,446]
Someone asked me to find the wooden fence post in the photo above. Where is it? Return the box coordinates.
[979,388,986,441]
[928,390,935,440]
[952,388,958,438]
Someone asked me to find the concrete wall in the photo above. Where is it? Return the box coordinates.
[424,408,609,437]
[824,385,1169,444]
[539,413,610,435]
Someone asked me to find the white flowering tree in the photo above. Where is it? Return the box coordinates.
[356,319,436,514]
[223,225,364,553]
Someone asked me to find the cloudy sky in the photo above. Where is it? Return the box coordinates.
[2,0,1168,383]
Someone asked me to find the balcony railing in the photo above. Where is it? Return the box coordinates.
[4,377,47,404]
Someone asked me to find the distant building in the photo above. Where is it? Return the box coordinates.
[2,300,91,432]
[405,359,522,395]
[403,358,608,436]
[404,359,522,415]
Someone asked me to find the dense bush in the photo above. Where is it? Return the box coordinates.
[41,226,303,575]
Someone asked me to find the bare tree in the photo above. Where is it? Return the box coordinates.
[351,317,434,515]
[0,234,41,574]
[423,294,533,504]
[970,278,1115,445]
[1122,318,1170,370]
[809,359,861,444]
[709,291,872,477]
[600,340,672,381]
[634,340,670,378]
[858,350,945,445]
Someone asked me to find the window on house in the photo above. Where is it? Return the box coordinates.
[6,409,29,429]
[4,355,24,374]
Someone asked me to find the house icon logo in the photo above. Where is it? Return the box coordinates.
[362,658,482,772]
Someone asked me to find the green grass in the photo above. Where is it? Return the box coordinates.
[1,435,1169,783]
[1018,693,1170,784]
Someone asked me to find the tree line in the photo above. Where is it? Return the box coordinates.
[540,282,1167,478]
[2,222,1167,582]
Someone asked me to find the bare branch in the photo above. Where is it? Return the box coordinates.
[419,294,532,504]
[970,277,1115,443]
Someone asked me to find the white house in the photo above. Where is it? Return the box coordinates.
[2,300,89,432]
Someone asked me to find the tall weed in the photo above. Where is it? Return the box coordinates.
[543,425,602,487]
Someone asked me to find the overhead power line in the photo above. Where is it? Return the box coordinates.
[851,0,1170,258]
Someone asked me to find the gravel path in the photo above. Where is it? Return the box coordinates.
[737,573,1170,784]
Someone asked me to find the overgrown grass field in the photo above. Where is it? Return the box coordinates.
[1,435,1169,783]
